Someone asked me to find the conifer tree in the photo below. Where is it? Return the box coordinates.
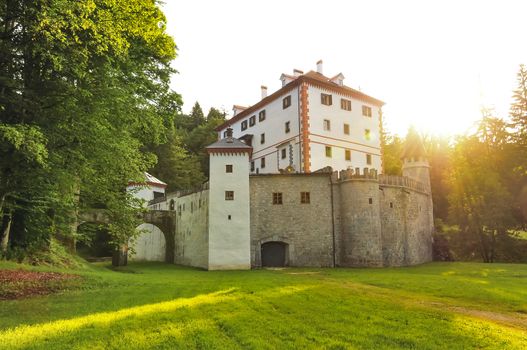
[510,64,527,146]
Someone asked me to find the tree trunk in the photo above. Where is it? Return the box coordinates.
[1,212,12,254]
[112,245,128,267]
[475,228,490,263]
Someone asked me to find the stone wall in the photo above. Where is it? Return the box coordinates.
[337,178,383,267]
[171,189,209,269]
[379,185,433,266]
[249,174,334,267]
[130,224,166,262]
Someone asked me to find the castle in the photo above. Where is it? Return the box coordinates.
[131,63,434,269]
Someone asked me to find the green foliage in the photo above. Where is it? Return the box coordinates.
[149,105,226,190]
[446,115,517,262]
[0,1,181,256]
[0,262,526,349]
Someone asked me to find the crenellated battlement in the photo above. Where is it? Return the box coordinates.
[331,167,379,182]
[330,168,429,194]
[379,175,429,194]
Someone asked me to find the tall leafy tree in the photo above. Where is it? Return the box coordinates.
[510,64,527,147]
[0,0,180,256]
[447,115,516,262]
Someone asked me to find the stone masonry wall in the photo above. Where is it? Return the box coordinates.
[249,174,334,267]
[379,186,433,266]
[170,189,209,269]
[338,178,383,267]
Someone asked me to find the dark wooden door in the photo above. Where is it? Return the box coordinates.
[261,242,286,267]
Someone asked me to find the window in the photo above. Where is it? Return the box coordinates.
[283,95,291,109]
[362,105,372,117]
[366,154,372,165]
[226,164,233,173]
[260,133,265,144]
[369,198,373,204]
[365,129,371,141]
[251,161,255,172]
[323,119,331,131]
[241,120,248,130]
[259,110,266,121]
[273,192,283,205]
[223,131,227,138]
[321,93,332,105]
[341,98,352,111]
[390,202,393,208]
[261,157,266,168]
[225,191,234,200]
[345,149,351,161]
[300,192,310,204]
[249,115,256,126]
[285,121,290,133]
[325,146,332,158]
[343,123,350,135]
[281,148,287,159]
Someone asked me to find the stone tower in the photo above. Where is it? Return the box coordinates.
[401,127,431,191]
[206,128,252,270]
[401,127,434,262]
[338,168,383,267]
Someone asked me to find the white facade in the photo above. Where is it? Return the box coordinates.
[126,172,167,206]
[208,151,251,270]
[217,63,384,174]
[130,224,166,262]
[221,88,301,175]
[307,85,382,172]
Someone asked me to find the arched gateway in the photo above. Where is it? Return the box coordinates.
[78,210,176,263]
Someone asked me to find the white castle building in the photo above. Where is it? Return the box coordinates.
[216,60,384,175]
[128,64,434,270]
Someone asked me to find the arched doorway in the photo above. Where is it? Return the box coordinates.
[261,241,288,267]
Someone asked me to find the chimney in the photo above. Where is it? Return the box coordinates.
[316,59,323,74]
[293,69,303,77]
[261,85,267,99]
[225,127,234,142]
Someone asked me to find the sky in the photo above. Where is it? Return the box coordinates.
[161,0,527,136]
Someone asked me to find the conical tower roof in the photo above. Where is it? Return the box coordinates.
[206,127,252,155]
[401,127,427,160]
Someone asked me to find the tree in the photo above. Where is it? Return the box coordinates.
[0,0,180,259]
[510,64,527,147]
[447,115,516,262]
[148,128,205,191]
[189,102,205,128]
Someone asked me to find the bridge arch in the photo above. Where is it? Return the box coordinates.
[78,210,176,264]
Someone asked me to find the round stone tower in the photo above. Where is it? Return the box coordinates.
[401,127,430,191]
[338,168,383,267]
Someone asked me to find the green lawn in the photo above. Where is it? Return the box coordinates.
[0,261,526,349]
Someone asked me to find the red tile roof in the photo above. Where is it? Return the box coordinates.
[216,71,385,132]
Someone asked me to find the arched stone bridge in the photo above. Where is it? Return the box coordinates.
[79,210,177,263]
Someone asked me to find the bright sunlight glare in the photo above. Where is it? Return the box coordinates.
[162,0,527,136]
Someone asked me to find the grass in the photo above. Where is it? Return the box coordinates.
[0,262,526,349]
